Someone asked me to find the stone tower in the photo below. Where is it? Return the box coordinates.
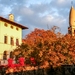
[68,6,75,36]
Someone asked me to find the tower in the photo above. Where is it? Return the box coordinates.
[68,6,75,36]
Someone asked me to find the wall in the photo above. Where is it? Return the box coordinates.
[0,20,22,54]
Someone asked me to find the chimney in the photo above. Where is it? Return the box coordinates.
[9,14,14,21]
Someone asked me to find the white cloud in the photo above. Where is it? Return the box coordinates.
[43,15,54,23]
[20,7,34,16]
[57,0,65,4]
[0,0,74,37]
[15,16,21,22]
[2,7,11,15]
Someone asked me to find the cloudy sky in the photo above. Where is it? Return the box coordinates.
[0,0,74,38]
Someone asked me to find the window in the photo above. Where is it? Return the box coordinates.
[11,25,14,29]
[3,51,8,60]
[16,27,19,31]
[16,39,19,46]
[74,30,75,36]
[10,51,14,58]
[10,37,14,45]
[4,36,7,44]
[4,23,8,27]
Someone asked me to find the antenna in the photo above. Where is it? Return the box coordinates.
[47,24,50,30]
[71,0,73,6]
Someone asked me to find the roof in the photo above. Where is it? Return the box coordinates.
[0,16,28,29]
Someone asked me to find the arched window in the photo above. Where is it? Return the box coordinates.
[16,39,19,46]
[10,51,14,58]
[4,36,7,44]
[10,37,14,45]
[3,51,8,60]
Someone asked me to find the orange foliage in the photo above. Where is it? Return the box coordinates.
[23,28,57,46]
[14,28,75,67]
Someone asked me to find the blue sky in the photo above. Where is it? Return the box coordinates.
[0,0,74,38]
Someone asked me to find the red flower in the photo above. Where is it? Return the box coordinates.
[30,57,35,61]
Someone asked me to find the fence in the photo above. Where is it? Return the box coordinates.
[0,65,75,75]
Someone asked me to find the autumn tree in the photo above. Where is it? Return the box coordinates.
[13,27,75,68]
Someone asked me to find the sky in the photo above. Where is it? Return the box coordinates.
[0,0,74,38]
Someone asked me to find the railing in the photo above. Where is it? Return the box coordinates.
[0,65,75,75]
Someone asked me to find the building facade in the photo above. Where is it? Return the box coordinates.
[0,14,28,59]
[68,6,75,36]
